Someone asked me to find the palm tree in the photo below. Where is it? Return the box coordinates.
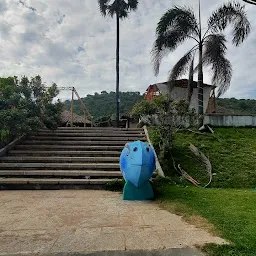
[152,1,251,126]
[98,0,139,126]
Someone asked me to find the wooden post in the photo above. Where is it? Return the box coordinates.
[71,87,74,127]
[84,111,86,127]
[213,89,217,113]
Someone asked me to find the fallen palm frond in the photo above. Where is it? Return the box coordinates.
[171,144,212,188]
[189,143,212,188]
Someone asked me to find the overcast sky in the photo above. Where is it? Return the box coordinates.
[0,0,255,100]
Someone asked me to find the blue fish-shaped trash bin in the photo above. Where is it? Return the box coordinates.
[120,141,156,200]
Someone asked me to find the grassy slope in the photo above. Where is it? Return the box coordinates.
[154,181,256,256]
[160,128,256,188]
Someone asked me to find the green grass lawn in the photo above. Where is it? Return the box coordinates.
[153,180,256,256]
[154,128,256,188]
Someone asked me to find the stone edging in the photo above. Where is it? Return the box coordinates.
[143,126,165,177]
[0,135,26,157]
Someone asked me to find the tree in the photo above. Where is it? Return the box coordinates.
[152,1,251,126]
[132,96,196,153]
[98,0,139,126]
[0,76,63,148]
[64,91,143,120]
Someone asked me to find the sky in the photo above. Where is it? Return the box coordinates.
[0,0,255,100]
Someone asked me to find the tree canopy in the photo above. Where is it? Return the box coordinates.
[152,2,251,98]
[64,91,256,121]
[98,0,138,19]
[64,91,143,121]
[0,76,63,148]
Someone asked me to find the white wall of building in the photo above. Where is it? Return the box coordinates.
[204,115,256,127]
[170,86,213,113]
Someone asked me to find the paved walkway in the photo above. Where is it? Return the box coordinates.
[0,190,226,255]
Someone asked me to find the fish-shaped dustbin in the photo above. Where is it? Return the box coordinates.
[120,141,156,200]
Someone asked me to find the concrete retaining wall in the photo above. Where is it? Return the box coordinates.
[204,115,256,127]
[0,135,26,157]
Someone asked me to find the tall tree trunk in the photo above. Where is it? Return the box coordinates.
[198,42,204,127]
[197,0,204,128]
[187,58,194,103]
[116,13,120,127]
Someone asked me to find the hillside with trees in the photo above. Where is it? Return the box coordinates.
[64,91,256,119]
[64,91,143,121]
[217,98,256,115]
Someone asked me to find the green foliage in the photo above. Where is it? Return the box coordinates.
[155,128,256,188]
[0,76,63,148]
[64,91,143,120]
[131,99,157,118]
[147,127,162,150]
[132,96,196,153]
[217,98,256,115]
[63,90,256,124]
[154,184,256,256]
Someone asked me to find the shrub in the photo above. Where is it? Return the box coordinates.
[0,76,63,148]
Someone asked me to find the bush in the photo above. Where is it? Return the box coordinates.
[132,96,196,153]
[0,76,63,148]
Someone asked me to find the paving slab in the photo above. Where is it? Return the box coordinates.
[0,190,226,256]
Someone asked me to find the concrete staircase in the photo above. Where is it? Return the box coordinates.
[0,127,146,189]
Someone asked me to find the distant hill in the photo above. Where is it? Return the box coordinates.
[64,92,256,120]
[64,91,143,120]
[217,98,256,115]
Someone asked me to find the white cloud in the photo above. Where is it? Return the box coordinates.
[0,0,255,100]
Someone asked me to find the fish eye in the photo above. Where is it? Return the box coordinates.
[146,147,149,152]
[133,147,138,152]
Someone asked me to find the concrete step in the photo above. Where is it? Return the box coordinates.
[35,132,145,137]
[28,136,146,141]
[14,145,124,151]
[0,170,122,177]
[0,156,120,163]
[0,177,113,185]
[41,127,143,131]
[22,140,129,145]
[37,128,145,133]
[0,162,120,170]
[8,150,121,157]
[0,126,139,190]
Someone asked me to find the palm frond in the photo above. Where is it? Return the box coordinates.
[152,6,199,76]
[151,43,170,76]
[168,47,197,81]
[214,57,232,97]
[107,0,119,17]
[156,6,199,37]
[203,34,227,65]
[98,0,109,16]
[207,1,251,46]
[103,0,138,18]
[194,33,227,72]
[203,34,232,97]
[152,26,194,76]
[243,0,256,5]
[127,0,139,10]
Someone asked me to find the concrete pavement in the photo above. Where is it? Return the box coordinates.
[0,190,226,255]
